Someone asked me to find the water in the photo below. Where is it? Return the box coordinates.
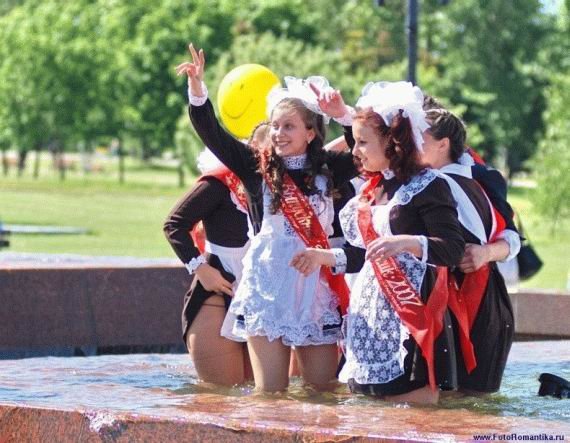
[0,341,568,423]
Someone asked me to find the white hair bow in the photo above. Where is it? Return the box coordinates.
[356,81,429,151]
[267,76,331,124]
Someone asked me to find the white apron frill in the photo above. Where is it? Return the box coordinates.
[221,173,341,346]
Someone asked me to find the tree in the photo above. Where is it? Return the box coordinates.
[419,0,552,173]
[174,31,408,170]
[103,0,235,160]
[532,2,570,229]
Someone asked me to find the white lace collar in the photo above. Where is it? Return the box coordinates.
[282,154,307,170]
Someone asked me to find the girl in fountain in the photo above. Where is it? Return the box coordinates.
[163,122,269,386]
[176,44,360,393]
[420,107,519,393]
[291,81,465,404]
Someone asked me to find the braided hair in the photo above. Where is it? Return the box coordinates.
[425,108,467,163]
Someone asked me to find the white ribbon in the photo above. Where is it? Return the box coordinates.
[267,76,332,124]
[356,81,429,152]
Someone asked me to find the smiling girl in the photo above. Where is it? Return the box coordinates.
[176,44,359,392]
[293,81,465,404]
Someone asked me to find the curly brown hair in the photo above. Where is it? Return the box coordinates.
[354,108,424,183]
[258,98,332,214]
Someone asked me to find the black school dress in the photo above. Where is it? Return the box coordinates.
[440,162,516,392]
[338,170,465,396]
[163,176,249,342]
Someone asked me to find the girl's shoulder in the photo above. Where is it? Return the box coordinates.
[395,168,440,205]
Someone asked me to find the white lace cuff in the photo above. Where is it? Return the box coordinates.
[187,82,208,106]
[417,235,428,263]
[333,107,355,126]
[331,248,347,275]
[496,229,521,262]
[185,255,207,275]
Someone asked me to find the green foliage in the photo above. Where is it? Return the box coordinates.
[531,1,570,229]
[532,73,570,229]
[419,0,553,172]
[0,0,566,177]
[101,0,235,159]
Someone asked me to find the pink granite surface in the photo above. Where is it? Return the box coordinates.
[0,342,569,442]
[1,396,569,442]
[0,265,189,351]
[510,291,570,337]
[1,254,569,357]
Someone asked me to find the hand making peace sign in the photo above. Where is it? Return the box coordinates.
[175,43,206,97]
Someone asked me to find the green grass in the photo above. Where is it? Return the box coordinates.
[1,162,568,290]
[508,187,569,291]
[0,162,190,258]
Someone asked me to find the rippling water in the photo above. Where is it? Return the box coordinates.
[0,341,568,422]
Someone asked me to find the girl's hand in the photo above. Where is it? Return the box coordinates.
[194,262,233,296]
[365,235,422,262]
[290,248,335,276]
[175,43,206,97]
[459,243,489,273]
[309,83,350,119]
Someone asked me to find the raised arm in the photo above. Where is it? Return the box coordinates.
[308,83,358,185]
[176,44,257,182]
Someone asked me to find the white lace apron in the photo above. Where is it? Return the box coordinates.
[338,170,437,384]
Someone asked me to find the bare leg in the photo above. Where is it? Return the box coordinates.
[385,385,439,405]
[295,344,338,391]
[186,295,247,386]
[247,336,290,392]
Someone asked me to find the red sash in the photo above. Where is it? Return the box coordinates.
[447,179,507,374]
[262,171,351,315]
[356,175,449,390]
[190,167,248,254]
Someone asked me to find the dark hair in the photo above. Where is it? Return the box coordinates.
[425,108,466,163]
[423,94,444,111]
[353,107,424,183]
[262,98,331,214]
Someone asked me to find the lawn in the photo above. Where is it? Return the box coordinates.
[1,160,567,290]
[507,187,568,291]
[0,159,187,259]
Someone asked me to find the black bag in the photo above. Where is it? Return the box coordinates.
[516,215,543,281]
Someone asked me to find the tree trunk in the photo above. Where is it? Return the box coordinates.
[178,159,185,188]
[33,147,41,179]
[55,143,66,181]
[17,150,28,177]
[117,139,125,184]
[1,148,7,176]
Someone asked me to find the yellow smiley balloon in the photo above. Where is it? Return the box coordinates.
[217,64,281,139]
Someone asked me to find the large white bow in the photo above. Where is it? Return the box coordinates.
[267,76,331,124]
[356,81,429,151]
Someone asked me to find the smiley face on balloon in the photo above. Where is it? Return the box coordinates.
[217,64,281,139]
